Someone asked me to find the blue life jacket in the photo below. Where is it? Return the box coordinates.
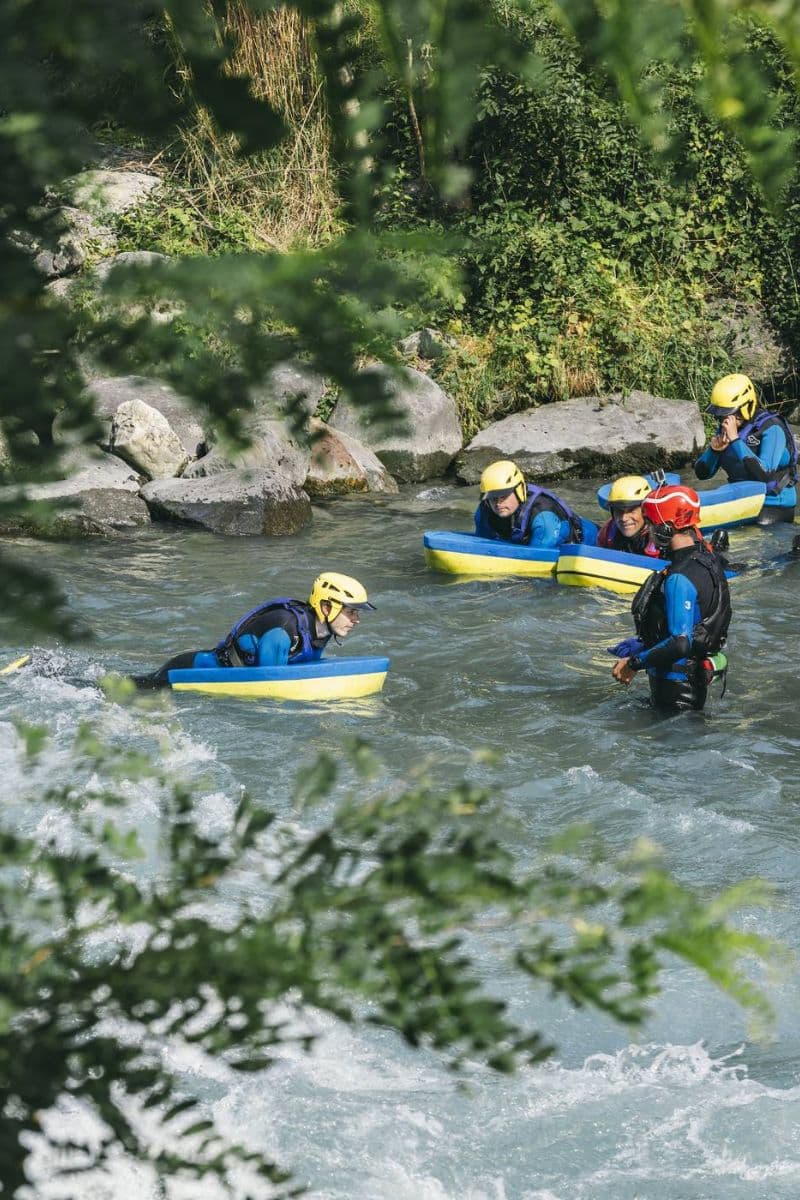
[215,598,318,665]
[737,411,798,494]
[485,484,584,545]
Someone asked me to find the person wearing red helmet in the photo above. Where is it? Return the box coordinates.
[611,485,731,710]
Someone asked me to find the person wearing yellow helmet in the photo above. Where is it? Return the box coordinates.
[597,475,661,558]
[474,459,598,548]
[694,373,797,524]
[130,571,375,689]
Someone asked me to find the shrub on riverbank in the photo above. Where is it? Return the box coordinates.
[105,0,798,428]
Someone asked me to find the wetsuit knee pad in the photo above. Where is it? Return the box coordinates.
[192,651,219,669]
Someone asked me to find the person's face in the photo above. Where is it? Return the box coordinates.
[487,488,521,517]
[610,503,645,538]
[329,604,361,638]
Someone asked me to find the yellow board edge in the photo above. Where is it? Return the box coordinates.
[0,653,32,677]
[556,555,655,596]
[424,547,556,579]
[699,497,764,527]
[172,670,387,701]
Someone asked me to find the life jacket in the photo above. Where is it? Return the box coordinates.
[737,411,798,494]
[215,598,318,666]
[486,484,584,545]
[631,540,731,659]
[597,517,660,558]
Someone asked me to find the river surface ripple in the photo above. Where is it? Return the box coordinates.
[1,480,799,1199]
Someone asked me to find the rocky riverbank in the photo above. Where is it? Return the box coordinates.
[5,158,788,539]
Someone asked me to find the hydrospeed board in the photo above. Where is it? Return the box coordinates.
[555,544,660,595]
[696,481,766,531]
[168,656,390,701]
[597,476,766,530]
[423,531,559,578]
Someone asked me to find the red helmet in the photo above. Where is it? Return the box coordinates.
[641,485,701,531]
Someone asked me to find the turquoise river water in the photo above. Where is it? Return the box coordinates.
[1,478,799,1199]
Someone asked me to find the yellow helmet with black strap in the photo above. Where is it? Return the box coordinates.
[708,374,757,422]
[479,460,526,504]
[308,572,375,624]
[607,475,652,510]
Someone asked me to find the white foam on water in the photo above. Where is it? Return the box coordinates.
[415,487,451,501]
[675,807,755,834]
[336,1161,511,1200]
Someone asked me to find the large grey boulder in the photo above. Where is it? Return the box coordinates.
[304,419,399,497]
[141,471,312,536]
[110,399,190,480]
[31,206,116,278]
[184,418,310,486]
[399,328,455,361]
[85,376,206,459]
[0,448,150,537]
[331,365,462,482]
[66,169,161,219]
[250,362,326,421]
[92,250,171,283]
[457,391,705,482]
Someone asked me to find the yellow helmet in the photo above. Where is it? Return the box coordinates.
[308,572,375,624]
[479,460,526,504]
[607,475,652,510]
[708,373,757,422]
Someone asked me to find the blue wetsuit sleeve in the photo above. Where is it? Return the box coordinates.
[636,573,698,671]
[727,425,787,482]
[474,501,495,539]
[579,517,598,546]
[694,444,720,481]
[257,627,292,666]
[528,510,563,548]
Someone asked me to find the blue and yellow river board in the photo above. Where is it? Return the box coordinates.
[423,531,559,578]
[168,656,390,701]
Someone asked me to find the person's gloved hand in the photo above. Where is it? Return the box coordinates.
[607,637,644,658]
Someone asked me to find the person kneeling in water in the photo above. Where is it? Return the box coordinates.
[597,475,661,557]
[474,460,598,549]
[130,572,375,690]
[611,485,731,712]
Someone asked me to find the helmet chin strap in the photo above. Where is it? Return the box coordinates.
[322,605,344,644]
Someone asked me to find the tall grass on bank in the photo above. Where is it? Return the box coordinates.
[173,2,341,250]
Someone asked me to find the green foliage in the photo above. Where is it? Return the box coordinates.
[371,2,800,412]
[0,719,780,1194]
[114,187,267,257]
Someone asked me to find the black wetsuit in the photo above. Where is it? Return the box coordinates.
[629,541,731,711]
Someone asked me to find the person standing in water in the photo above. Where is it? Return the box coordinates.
[611,485,731,711]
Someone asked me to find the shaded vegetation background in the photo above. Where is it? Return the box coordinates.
[109,0,800,437]
[1,0,799,1193]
